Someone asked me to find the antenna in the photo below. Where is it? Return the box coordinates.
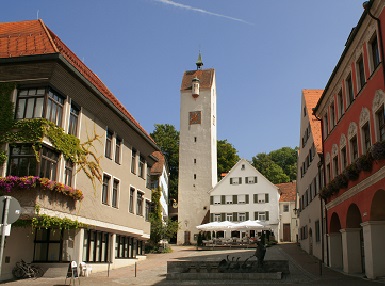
[36,10,39,19]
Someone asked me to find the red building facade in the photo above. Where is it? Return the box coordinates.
[314,0,385,279]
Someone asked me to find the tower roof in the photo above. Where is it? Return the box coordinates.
[302,89,323,154]
[180,68,214,91]
[196,52,203,69]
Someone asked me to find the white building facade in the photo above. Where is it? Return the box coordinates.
[209,159,280,241]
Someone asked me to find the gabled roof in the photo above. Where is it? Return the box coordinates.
[180,68,214,91]
[302,89,323,154]
[276,181,297,202]
[209,158,278,193]
[0,19,154,144]
[150,151,165,175]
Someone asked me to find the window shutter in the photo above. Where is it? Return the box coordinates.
[230,178,233,184]
[245,177,249,183]
[221,213,226,222]
[265,211,269,221]
[221,195,225,205]
[253,194,257,203]
[210,213,214,222]
[246,212,249,220]
[210,196,213,205]
[239,177,242,184]
[255,176,258,183]
[254,211,258,220]
[233,195,237,204]
[265,193,269,203]
[246,195,249,204]
[233,212,237,222]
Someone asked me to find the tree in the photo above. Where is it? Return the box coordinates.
[150,124,179,198]
[217,139,240,179]
[269,147,298,181]
[251,153,290,183]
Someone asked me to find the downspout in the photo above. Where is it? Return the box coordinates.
[312,108,328,267]
[363,1,385,87]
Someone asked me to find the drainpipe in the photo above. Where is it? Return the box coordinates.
[363,1,385,87]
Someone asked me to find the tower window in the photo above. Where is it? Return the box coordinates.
[194,159,196,164]
[194,137,197,142]
[194,174,196,180]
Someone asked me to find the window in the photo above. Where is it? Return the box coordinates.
[239,213,246,222]
[34,228,76,262]
[254,193,268,204]
[338,90,344,119]
[226,213,233,221]
[370,34,380,72]
[102,175,110,205]
[357,56,366,91]
[225,195,233,204]
[138,156,145,178]
[257,212,268,221]
[377,106,385,141]
[46,89,65,126]
[131,149,136,174]
[145,200,150,221]
[283,205,289,212]
[237,194,246,204]
[115,137,121,164]
[83,229,109,262]
[105,129,113,159]
[68,102,80,136]
[350,135,358,161]
[64,160,73,187]
[333,155,339,177]
[8,144,37,177]
[16,88,45,119]
[362,123,371,154]
[341,146,347,171]
[129,188,135,213]
[245,176,257,184]
[346,73,354,106]
[326,163,331,183]
[213,196,220,205]
[323,113,329,137]
[112,179,119,208]
[146,165,151,189]
[136,192,143,215]
[40,147,59,180]
[214,214,221,222]
[330,101,335,128]
[230,177,242,185]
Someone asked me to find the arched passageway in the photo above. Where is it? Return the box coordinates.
[328,212,342,268]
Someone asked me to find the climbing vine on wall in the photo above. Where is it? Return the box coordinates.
[0,82,102,188]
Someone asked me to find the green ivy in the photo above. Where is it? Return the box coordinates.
[32,214,84,230]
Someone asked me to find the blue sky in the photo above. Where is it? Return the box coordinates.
[3,1,364,160]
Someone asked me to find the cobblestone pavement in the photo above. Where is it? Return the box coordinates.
[2,243,384,286]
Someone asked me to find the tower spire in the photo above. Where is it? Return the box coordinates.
[196,51,203,70]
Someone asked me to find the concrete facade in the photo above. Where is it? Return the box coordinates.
[177,65,217,245]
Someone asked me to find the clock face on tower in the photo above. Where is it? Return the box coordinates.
[189,111,201,125]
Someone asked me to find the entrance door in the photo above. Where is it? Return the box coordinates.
[184,231,191,245]
[283,224,291,242]
[309,228,313,255]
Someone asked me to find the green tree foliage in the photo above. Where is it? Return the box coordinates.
[150,188,179,246]
[217,139,240,179]
[150,124,179,198]
[251,146,297,184]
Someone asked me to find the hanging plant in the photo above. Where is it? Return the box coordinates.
[371,141,385,161]
[356,151,373,172]
[343,162,359,181]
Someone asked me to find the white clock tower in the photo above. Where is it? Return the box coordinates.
[177,54,217,244]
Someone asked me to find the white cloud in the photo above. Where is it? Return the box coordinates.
[153,0,254,25]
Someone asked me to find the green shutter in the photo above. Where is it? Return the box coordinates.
[246,195,249,204]
[221,213,226,222]
[239,177,242,184]
[233,212,237,222]
[265,193,269,203]
[254,211,258,220]
[255,176,258,183]
[245,177,248,183]
[230,178,233,184]
[246,212,249,220]
[265,211,269,221]
[221,195,225,205]
[253,194,257,203]
[210,213,214,222]
[210,196,213,205]
[233,195,237,204]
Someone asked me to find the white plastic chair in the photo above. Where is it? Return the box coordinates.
[79,262,92,277]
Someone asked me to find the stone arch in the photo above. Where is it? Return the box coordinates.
[330,212,341,233]
[346,204,362,228]
[370,189,385,221]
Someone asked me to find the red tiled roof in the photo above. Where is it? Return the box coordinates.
[276,181,297,202]
[150,151,165,175]
[302,89,323,154]
[0,19,154,143]
[180,68,214,91]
